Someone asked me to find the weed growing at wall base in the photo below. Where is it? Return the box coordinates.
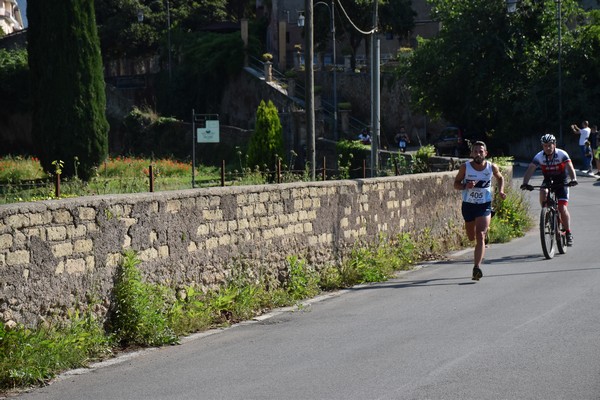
[0,312,111,390]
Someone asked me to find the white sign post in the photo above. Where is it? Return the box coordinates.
[192,112,220,188]
[197,120,220,143]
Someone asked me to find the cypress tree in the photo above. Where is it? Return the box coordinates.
[247,100,284,171]
[28,0,108,180]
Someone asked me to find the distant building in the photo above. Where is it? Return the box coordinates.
[0,0,24,35]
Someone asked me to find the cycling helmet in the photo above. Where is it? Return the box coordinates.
[541,134,556,144]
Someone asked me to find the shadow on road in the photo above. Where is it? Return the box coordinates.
[348,262,600,291]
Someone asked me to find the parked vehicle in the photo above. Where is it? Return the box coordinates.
[433,126,473,157]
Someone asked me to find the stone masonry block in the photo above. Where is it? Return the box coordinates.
[258,192,269,203]
[78,207,96,221]
[203,209,223,220]
[7,214,29,229]
[0,234,12,250]
[158,246,169,258]
[214,221,228,233]
[196,224,209,236]
[7,250,30,265]
[227,221,238,231]
[55,261,64,275]
[139,247,158,261]
[205,237,219,250]
[85,255,95,272]
[105,253,121,268]
[52,243,73,258]
[29,212,52,226]
[46,226,67,241]
[254,203,267,215]
[53,210,73,224]
[166,200,181,213]
[74,239,93,253]
[67,224,87,239]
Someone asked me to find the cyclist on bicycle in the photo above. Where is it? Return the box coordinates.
[454,141,507,281]
[520,134,578,246]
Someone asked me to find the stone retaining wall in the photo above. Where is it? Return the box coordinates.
[0,171,469,327]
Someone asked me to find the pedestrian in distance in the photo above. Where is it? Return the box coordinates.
[520,134,578,246]
[571,121,591,172]
[358,128,371,145]
[453,141,506,281]
[394,127,410,153]
[583,140,593,175]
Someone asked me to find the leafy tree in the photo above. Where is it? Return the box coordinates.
[95,0,232,62]
[28,0,109,180]
[403,0,590,150]
[0,49,29,114]
[247,100,284,171]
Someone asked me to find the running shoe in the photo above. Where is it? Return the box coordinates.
[472,266,483,281]
[566,232,573,246]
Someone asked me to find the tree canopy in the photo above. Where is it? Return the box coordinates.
[403,0,600,150]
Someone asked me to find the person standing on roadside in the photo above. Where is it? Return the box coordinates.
[453,141,507,281]
[571,121,591,172]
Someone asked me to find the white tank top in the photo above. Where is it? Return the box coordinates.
[462,162,493,204]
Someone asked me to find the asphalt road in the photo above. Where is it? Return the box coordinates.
[14,167,600,400]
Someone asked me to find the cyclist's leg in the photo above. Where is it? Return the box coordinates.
[539,177,553,206]
[556,186,570,231]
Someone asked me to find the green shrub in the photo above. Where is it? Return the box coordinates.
[336,140,370,178]
[108,250,177,347]
[413,145,435,173]
[286,256,320,300]
[0,312,111,389]
[488,185,533,243]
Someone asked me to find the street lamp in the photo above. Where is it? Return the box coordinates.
[507,0,562,145]
[315,1,338,141]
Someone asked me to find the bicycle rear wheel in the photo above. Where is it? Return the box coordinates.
[540,207,555,259]
[556,211,567,255]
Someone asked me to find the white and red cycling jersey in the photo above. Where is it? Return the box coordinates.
[530,148,571,179]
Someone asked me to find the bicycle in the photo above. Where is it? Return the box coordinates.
[521,182,575,259]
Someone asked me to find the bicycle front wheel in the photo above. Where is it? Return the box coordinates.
[556,210,567,255]
[540,207,555,259]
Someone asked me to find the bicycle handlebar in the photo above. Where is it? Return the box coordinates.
[520,181,578,191]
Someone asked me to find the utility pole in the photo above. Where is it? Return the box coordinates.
[305,0,316,180]
[370,0,380,177]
